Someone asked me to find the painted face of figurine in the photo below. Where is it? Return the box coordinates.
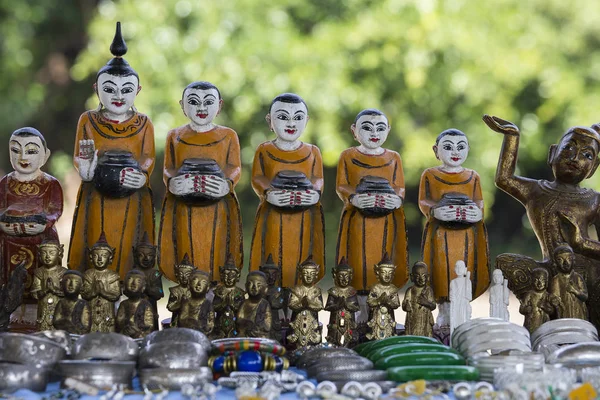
[555,250,574,273]
[221,268,240,288]
[247,275,267,297]
[190,274,210,295]
[333,270,352,288]
[175,266,194,286]
[39,245,62,268]
[96,73,140,116]
[434,134,469,168]
[454,260,467,276]
[411,266,428,287]
[135,246,156,270]
[376,266,396,284]
[260,268,280,287]
[533,271,548,291]
[90,248,113,270]
[492,269,504,285]
[268,101,309,142]
[551,133,599,184]
[181,88,222,127]
[300,266,319,286]
[63,274,82,296]
[352,114,390,150]
[9,135,50,178]
[125,274,145,294]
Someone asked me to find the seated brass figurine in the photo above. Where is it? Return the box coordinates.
[30,240,67,331]
[325,257,359,347]
[402,262,436,337]
[237,271,272,338]
[166,254,196,327]
[116,270,156,338]
[213,255,245,338]
[132,232,163,328]
[179,270,214,335]
[519,268,560,333]
[367,254,401,340]
[81,232,121,332]
[53,270,91,334]
[549,244,588,320]
[259,254,286,341]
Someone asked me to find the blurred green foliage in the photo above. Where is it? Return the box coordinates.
[2,0,600,272]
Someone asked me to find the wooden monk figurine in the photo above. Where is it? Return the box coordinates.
[82,232,121,332]
[402,262,436,338]
[69,22,155,280]
[483,115,600,326]
[212,255,245,338]
[325,257,359,347]
[116,270,155,338]
[520,268,560,333]
[30,240,67,331]
[158,81,243,283]
[367,254,401,340]
[336,109,408,292]
[237,271,272,338]
[259,254,286,341]
[179,270,214,335]
[549,244,588,320]
[419,128,489,326]
[53,271,91,334]
[249,93,325,288]
[132,232,163,328]
[166,254,196,327]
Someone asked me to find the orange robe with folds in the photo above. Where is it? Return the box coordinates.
[335,148,408,291]
[68,111,155,279]
[419,167,490,302]
[249,141,325,287]
[157,125,243,282]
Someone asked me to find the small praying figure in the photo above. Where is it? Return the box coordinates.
[82,232,121,332]
[449,260,472,334]
[166,254,196,327]
[259,254,286,341]
[237,271,272,338]
[325,257,359,347]
[132,232,163,328]
[367,254,401,340]
[549,245,588,320]
[179,270,214,334]
[520,268,560,333]
[116,270,156,338]
[489,269,510,321]
[53,271,91,334]
[30,240,67,331]
[402,262,436,337]
[212,255,245,338]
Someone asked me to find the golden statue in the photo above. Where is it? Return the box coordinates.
[519,268,560,333]
[166,254,196,327]
[132,232,163,329]
[287,257,323,347]
[259,254,285,341]
[402,262,436,337]
[53,270,91,334]
[179,270,214,335]
[367,254,401,340]
[237,271,272,338]
[325,257,359,347]
[81,232,121,332]
[30,240,67,331]
[212,255,245,338]
[116,270,156,338]
[549,244,588,319]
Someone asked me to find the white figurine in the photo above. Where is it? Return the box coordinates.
[489,269,510,321]
[449,260,472,334]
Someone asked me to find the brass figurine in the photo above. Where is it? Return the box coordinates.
[212,255,245,338]
[237,271,272,338]
[179,270,214,335]
[325,257,359,347]
[132,231,163,328]
[549,244,588,320]
[519,268,560,333]
[287,257,323,347]
[116,270,156,338]
[259,254,286,341]
[367,254,401,340]
[166,253,196,327]
[53,270,91,334]
[30,240,67,331]
[81,232,121,332]
[402,262,436,337]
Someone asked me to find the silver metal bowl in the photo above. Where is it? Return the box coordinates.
[57,360,136,390]
[139,341,208,369]
[72,332,138,361]
[142,328,211,350]
[0,362,50,392]
[33,330,71,355]
[138,367,212,390]
[0,333,66,368]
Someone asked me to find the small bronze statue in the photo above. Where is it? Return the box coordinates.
[287,257,324,347]
[213,255,245,338]
[259,254,286,341]
[166,253,196,327]
[0,261,27,331]
[325,257,359,347]
[116,270,156,338]
[132,232,163,328]
[30,240,67,331]
[402,262,436,337]
[549,244,588,320]
[367,254,401,340]
[53,270,91,334]
[237,271,272,338]
[519,268,560,333]
[82,232,121,332]
[179,270,214,334]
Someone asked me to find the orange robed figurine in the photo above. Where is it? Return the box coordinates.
[419,129,490,325]
[335,109,408,291]
[158,81,243,282]
[249,93,325,287]
[68,22,155,280]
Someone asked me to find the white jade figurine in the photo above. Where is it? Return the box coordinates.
[449,260,472,334]
[489,269,510,321]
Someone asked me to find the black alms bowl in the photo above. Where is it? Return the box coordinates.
[270,170,314,212]
[435,192,476,229]
[175,158,225,205]
[94,151,141,198]
[355,176,396,217]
